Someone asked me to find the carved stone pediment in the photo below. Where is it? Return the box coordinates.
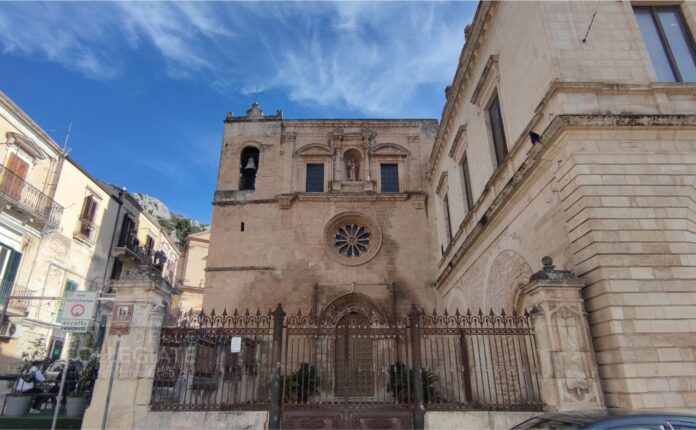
[369,143,410,158]
[6,132,48,161]
[294,143,333,158]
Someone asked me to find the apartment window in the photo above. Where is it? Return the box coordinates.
[78,194,98,240]
[488,94,508,166]
[305,164,324,192]
[443,193,453,245]
[380,164,399,193]
[460,155,474,212]
[634,6,696,82]
[117,215,135,247]
[145,235,155,256]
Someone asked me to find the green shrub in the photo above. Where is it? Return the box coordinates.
[386,361,441,403]
[283,362,320,403]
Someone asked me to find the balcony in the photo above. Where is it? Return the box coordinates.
[0,281,35,317]
[0,164,63,230]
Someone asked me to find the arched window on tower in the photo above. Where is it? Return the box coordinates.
[239,147,259,190]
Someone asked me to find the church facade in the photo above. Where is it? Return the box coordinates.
[204,104,440,320]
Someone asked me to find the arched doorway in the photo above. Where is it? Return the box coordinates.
[334,311,374,397]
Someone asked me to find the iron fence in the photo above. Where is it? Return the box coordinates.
[151,308,275,411]
[420,308,542,411]
[151,305,542,414]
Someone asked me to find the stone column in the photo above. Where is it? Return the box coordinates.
[521,257,604,412]
[82,259,179,429]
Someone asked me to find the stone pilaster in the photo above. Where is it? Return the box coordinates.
[82,259,179,429]
[521,257,604,412]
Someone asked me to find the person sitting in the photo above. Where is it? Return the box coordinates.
[15,360,47,413]
[48,362,78,409]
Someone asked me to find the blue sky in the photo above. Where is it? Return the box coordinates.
[0,1,476,223]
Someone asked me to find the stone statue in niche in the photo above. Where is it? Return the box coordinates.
[343,148,362,182]
[348,160,357,181]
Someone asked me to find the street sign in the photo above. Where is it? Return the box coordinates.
[109,304,134,335]
[61,291,97,333]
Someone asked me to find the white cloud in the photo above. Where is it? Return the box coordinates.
[0,1,473,117]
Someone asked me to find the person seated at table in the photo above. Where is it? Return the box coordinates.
[15,360,47,413]
[48,362,78,408]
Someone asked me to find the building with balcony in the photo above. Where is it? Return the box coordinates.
[0,91,64,370]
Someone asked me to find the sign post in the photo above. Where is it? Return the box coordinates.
[52,291,97,430]
[101,304,134,430]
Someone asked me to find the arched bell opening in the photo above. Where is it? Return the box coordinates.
[240,147,259,190]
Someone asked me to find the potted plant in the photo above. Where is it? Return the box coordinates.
[64,356,98,418]
[386,361,441,403]
[283,362,320,403]
[3,338,46,417]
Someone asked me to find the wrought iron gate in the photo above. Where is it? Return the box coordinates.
[280,310,412,429]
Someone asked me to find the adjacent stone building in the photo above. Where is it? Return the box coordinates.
[429,1,696,411]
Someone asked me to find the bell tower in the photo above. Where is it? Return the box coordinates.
[215,102,283,202]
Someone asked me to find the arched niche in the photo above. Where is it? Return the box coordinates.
[343,148,362,181]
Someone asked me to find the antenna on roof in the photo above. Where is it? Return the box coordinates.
[62,121,73,153]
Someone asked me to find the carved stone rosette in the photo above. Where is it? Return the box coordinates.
[520,257,605,412]
[323,211,382,266]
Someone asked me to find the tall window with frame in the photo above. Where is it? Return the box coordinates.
[460,154,474,212]
[488,94,508,167]
[380,163,399,193]
[634,6,696,83]
[77,194,98,241]
[305,163,324,192]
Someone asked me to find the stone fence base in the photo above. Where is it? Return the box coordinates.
[135,411,267,430]
[425,411,540,430]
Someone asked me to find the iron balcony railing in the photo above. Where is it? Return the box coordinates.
[0,280,35,315]
[0,164,63,228]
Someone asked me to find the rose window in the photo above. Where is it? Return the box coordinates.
[324,212,382,266]
[335,224,371,258]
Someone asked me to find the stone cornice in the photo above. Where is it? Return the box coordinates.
[427,1,498,181]
[434,113,696,289]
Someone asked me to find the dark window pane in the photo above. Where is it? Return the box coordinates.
[488,95,508,166]
[461,156,474,211]
[657,8,696,82]
[635,8,678,82]
[305,164,324,192]
[380,164,399,193]
[443,194,453,243]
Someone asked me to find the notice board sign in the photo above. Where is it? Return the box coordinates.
[61,291,97,333]
[109,303,134,335]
